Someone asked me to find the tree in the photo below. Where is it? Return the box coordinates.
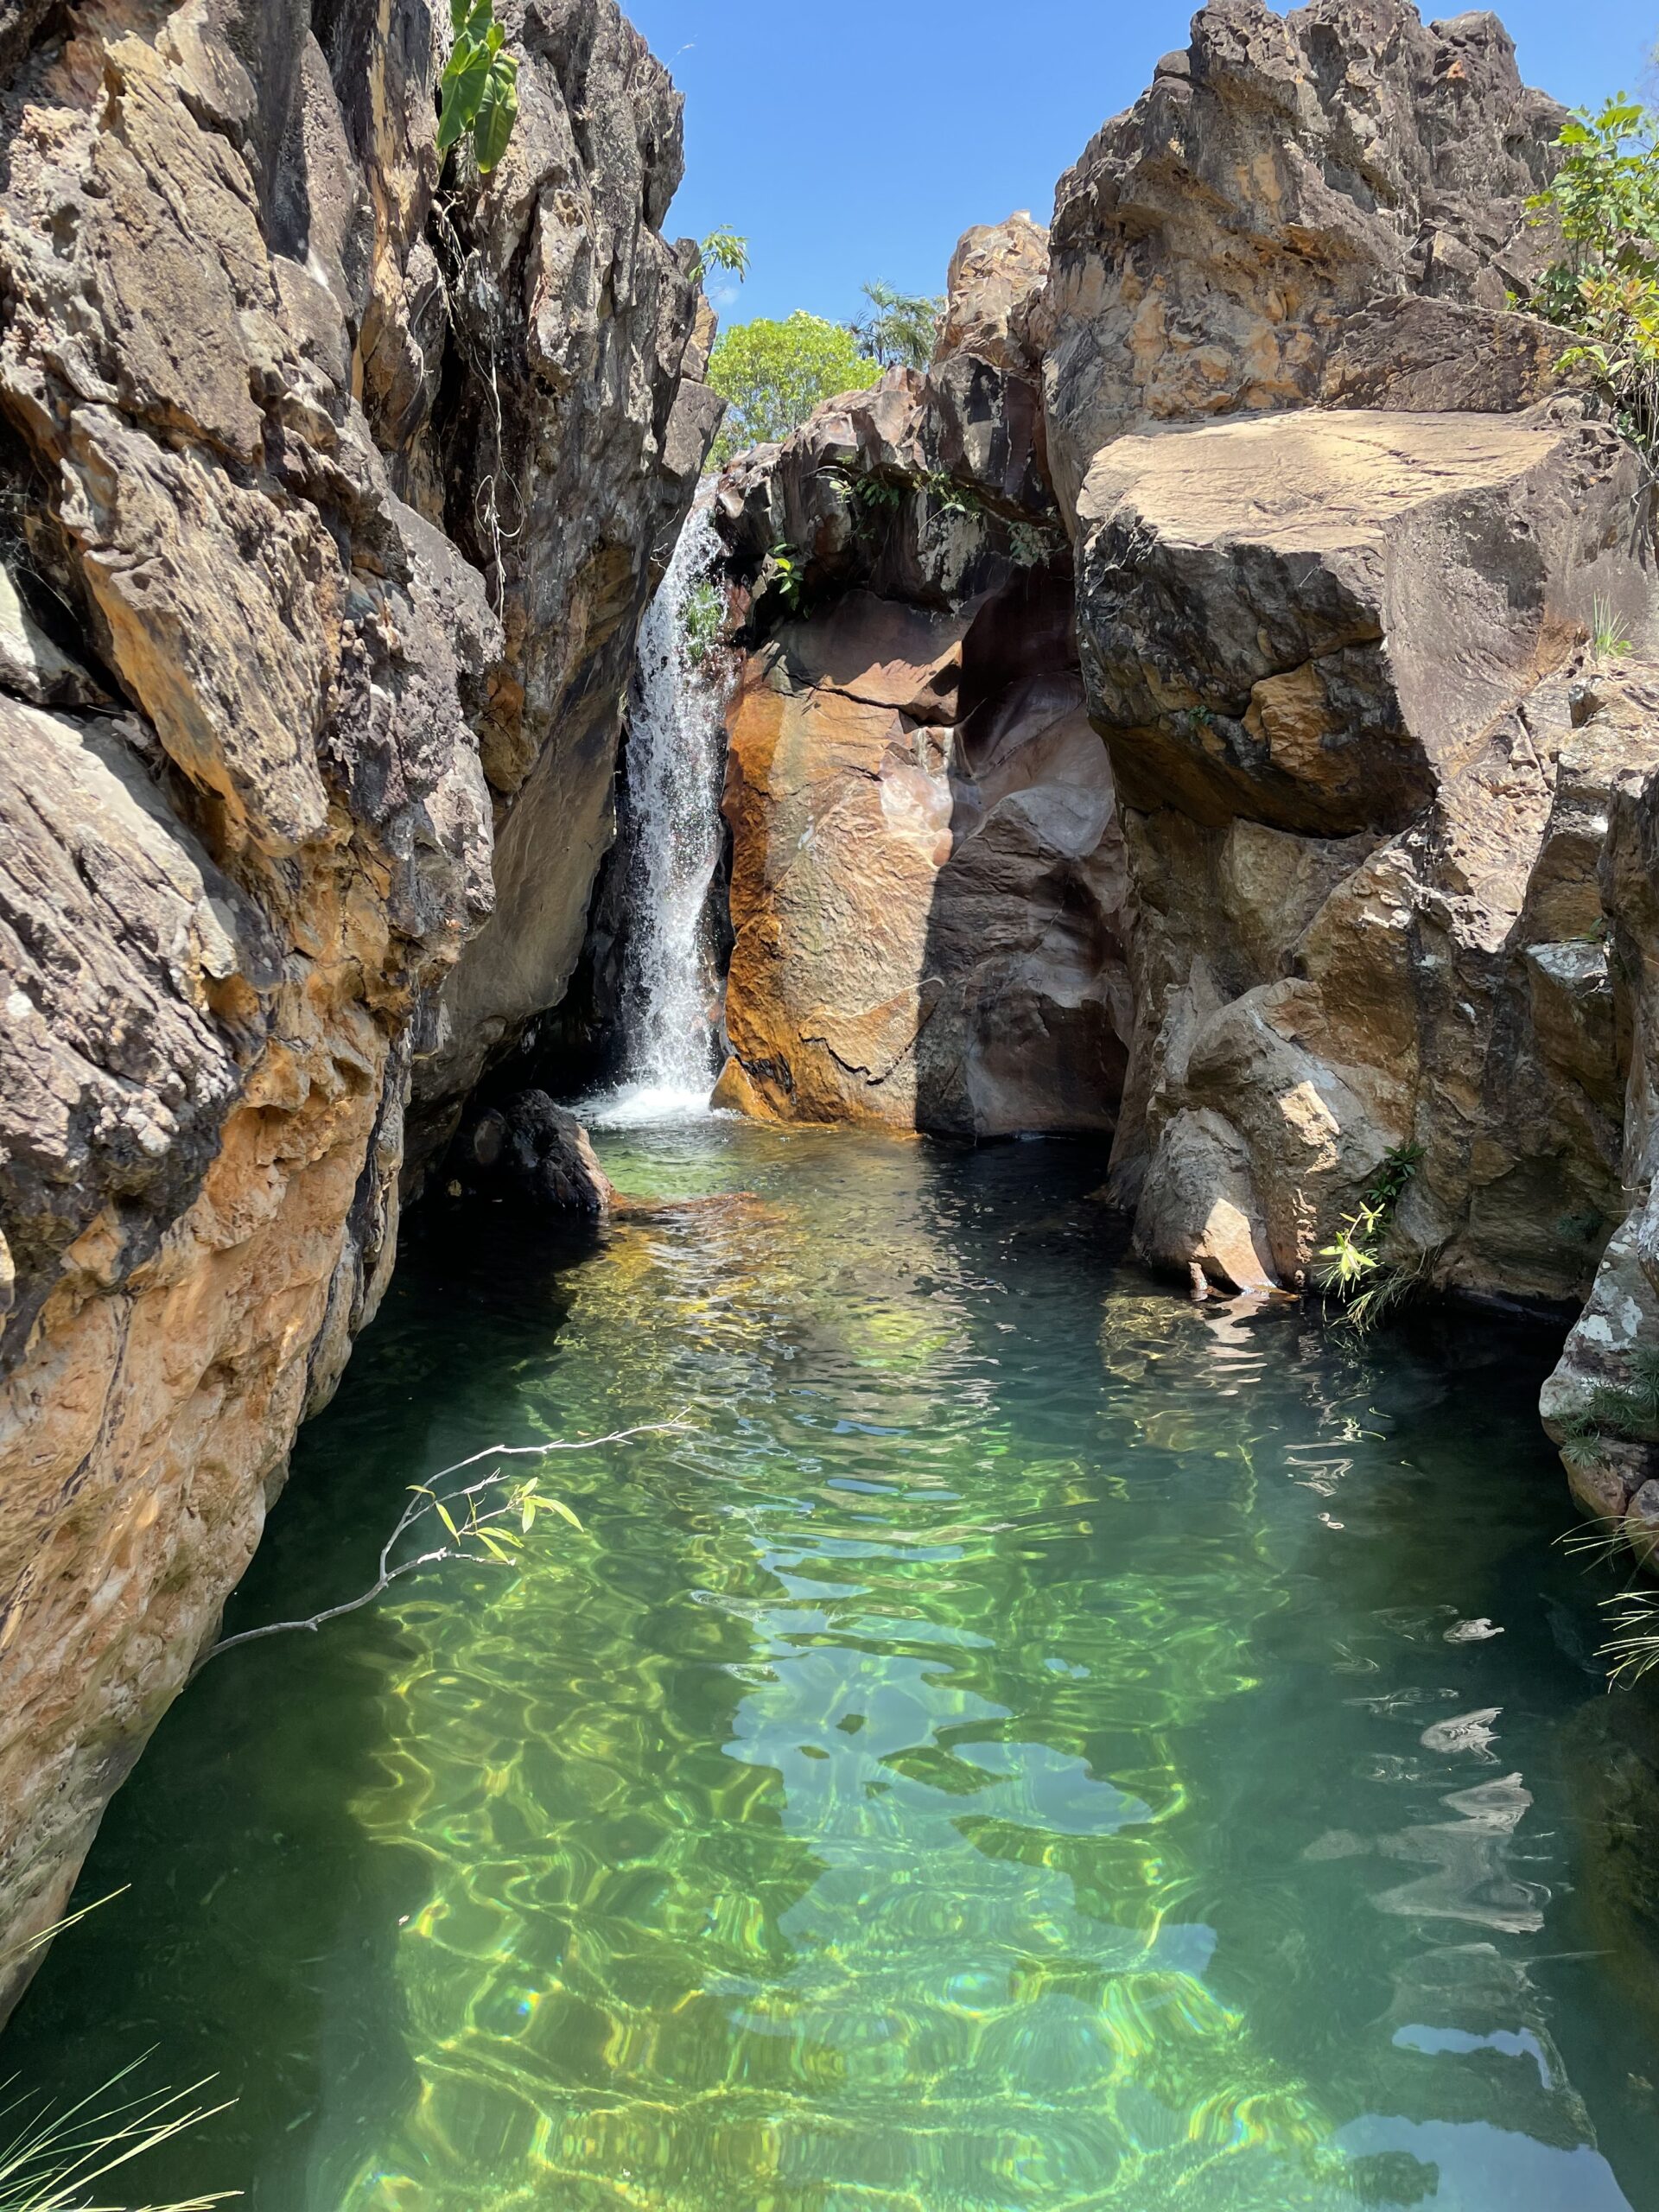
[849,281,944,371]
[1528,97,1659,461]
[706,314,880,467]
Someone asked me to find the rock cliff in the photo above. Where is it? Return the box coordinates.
[0,0,715,2013]
[711,224,1133,1137]
[1039,0,1655,1308]
[701,0,1659,1551]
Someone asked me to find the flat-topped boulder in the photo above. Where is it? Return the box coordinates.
[1074,405,1646,836]
[1039,0,1567,511]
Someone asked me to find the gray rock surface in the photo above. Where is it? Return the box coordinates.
[0,0,715,2015]
[1039,0,1566,508]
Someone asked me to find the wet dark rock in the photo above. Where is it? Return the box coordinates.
[458,1093,614,1221]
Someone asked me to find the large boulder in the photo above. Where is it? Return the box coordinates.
[1027,0,1659,1319]
[1075,404,1650,1296]
[712,232,1131,1140]
[0,0,714,2013]
[454,1091,614,1220]
[1039,0,1567,509]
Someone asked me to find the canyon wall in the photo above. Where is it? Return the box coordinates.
[711,226,1132,1138]
[0,0,715,2013]
[707,0,1659,1539]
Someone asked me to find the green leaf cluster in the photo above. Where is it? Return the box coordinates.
[766,543,810,614]
[706,313,880,467]
[693,228,750,288]
[1313,1142,1426,1335]
[849,281,944,371]
[1528,97,1659,462]
[439,0,519,175]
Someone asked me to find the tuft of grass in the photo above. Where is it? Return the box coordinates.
[0,1897,232,2212]
[1313,1143,1426,1336]
[1592,593,1634,663]
[1560,1513,1659,1688]
[1555,1344,1659,1468]
[0,2063,234,2212]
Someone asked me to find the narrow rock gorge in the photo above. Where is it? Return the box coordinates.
[0,0,716,2013]
[702,0,1659,1564]
[9,1,1659,2164]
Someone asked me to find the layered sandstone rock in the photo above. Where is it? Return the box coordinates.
[711,223,1132,1138]
[1082,408,1650,1297]
[1541,680,1659,1534]
[1038,0,1567,506]
[1027,0,1657,1309]
[0,0,714,2012]
[715,585,1129,1135]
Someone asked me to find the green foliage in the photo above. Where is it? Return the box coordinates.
[681,578,723,667]
[692,229,750,288]
[1313,1143,1426,1335]
[705,314,880,467]
[849,281,945,371]
[1560,1481,1659,1688]
[922,468,982,519]
[766,543,810,614]
[1528,97,1659,461]
[828,459,1065,575]
[1556,1346,1659,1471]
[1007,518,1063,569]
[844,470,907,515]
[1592,592,1634,661]
[439,0,519,175]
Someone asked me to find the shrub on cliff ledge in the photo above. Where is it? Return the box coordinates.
[707,314,879,467]
[1529,98,1659,463]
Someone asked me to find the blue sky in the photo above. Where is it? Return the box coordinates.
[626,0,1659,328]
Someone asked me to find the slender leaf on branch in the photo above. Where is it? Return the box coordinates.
[209,1415,692,1657]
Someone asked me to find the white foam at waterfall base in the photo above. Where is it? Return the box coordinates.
[578,502,729,1130]
[582,1080,724,1129]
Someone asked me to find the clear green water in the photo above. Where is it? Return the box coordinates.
[9,1121,1659,2211]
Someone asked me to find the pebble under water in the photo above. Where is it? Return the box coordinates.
[10,1120,1659,2211]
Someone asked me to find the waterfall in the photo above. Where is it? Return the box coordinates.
[591,502,728,1123]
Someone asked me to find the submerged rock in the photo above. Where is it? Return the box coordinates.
[0,0,715,2013]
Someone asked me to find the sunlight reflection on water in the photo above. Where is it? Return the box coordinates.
[9,1122,1658,2212]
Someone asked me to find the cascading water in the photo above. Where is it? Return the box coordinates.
[590,502,729,1124]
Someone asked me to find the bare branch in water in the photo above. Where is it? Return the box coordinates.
[207,1415,693,1659]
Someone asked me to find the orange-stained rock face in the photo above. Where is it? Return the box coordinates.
[0,0,715,2014]
[715,590,1132,1138]
[935,212,1050,378]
